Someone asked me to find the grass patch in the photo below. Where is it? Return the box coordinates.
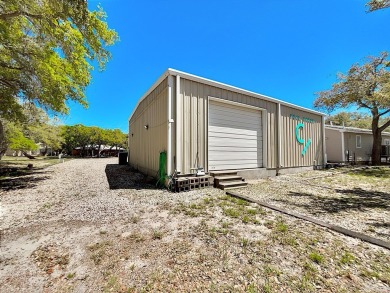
[152,230,164,240]
[275,221,288,233]
[309,251,324,264]
[223,207,240,218]
[340,252,355,265]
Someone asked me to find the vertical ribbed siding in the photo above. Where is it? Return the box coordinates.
[128,78,168,176]
[176,78,278,174]
[280,105,323,167]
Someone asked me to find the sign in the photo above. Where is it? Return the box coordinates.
[290,114,316,156]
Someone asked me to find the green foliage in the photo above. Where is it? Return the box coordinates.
[340,252,355,265]
[7,123,37,151]
[315,52,390,164]
[367,0,390,11]
[309,252,324,264]
[326,111,390,131]
[61,124,127,155]
[0,0,118,122]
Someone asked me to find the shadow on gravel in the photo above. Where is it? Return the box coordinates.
[0,174,51,191]
[283,187,390,214]
[105,164,159,190]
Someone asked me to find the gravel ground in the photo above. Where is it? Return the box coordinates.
[245,166,390,242]
[0,159,389,292]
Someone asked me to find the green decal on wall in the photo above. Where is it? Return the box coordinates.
[295,123,304,144]
[295,122,311,156]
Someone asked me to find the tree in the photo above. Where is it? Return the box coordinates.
[61,124,91,156]
[367,0,390,11]
[6,122,38,158]
[326,111,390,131]
[0,0,118,150]
[315,52,390,165]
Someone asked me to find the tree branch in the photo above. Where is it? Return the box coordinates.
[379,109,390,117]
[379,119,390,132]
[0,10,43,21]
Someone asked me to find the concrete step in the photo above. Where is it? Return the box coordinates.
[209,170,238,177]
[214,175,244,187]
[218,180,248,190]
[214,175,243,181]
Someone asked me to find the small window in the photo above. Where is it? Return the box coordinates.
[356,135,362,148]
[384,139,390,146]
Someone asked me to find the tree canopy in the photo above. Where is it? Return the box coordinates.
[0,0,118,122]
[61,124,127,156]
[367,0,390,11]
[315,52,390,164]
[326,111,390,131]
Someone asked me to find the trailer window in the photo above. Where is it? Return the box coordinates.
[356,135,362,148]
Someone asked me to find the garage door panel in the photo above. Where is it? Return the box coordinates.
[209,161,259,169]
[211,103,260,117]
[209,132,259,140]
[209,138,259,148]
[209,146,258,152]
[209,100,263,171]
[210,110,261,125]
[209,126,260,137]
[210,119,261,130]
[209,152,258,161]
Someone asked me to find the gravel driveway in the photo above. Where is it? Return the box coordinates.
[0,159,389,292]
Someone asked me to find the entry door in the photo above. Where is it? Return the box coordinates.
[208,100,263,170]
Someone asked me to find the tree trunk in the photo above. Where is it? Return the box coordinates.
[42,145,48,156]
[371,114,382,165]
[22,151,37,159]
[0,120,7,159]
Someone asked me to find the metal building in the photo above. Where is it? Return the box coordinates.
[325,125,390,163]
[128,69,326,179]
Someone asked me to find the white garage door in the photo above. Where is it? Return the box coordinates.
[209,100,263,170]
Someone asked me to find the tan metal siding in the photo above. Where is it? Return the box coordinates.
[345,133,372,162]
[280,105,324,168]
[325,128,344,162]
[175,78,278,174]
[128,78,168,176]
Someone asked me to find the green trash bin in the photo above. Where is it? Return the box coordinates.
[118,152,128,165]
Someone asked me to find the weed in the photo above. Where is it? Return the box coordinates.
[130,215,140,224]
[340,252,355,265]
[246,283,258,293]
[241,238,250,247]
[152,230,163,240]
[223,207,240,218]
[66,272,75,279]
[242,215,250,224]
[99,230,107,235]
[104,275,119,292]
[203,197,213,205]
[129,232,145,242]
[262,282,272,293]
[221,221,230,228]
[247,208,257,215]
[88,241,111,265]
[275,221,288,233]
[309,251,324,264]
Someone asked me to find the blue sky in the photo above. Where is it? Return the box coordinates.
[64,0,390,132]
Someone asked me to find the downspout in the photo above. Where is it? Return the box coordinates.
[167,75,174,176]
[341,130,345,162]
[276,103,281,175]
[175,75,181,173]
[322,116,327,167]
